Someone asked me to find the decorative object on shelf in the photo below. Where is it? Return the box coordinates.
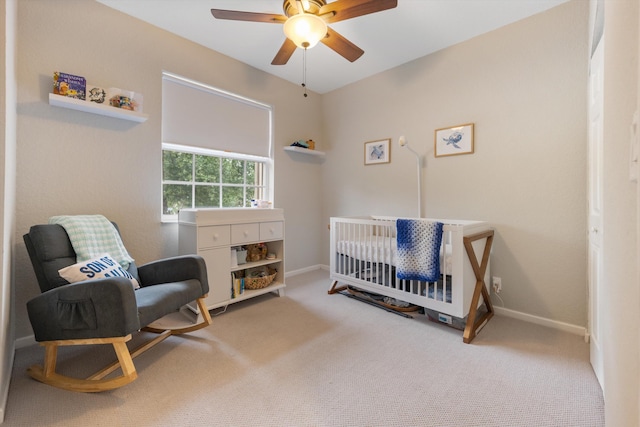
[434,123,474,157]
[87,84,106,104]
[108,88,144,112]
[364,138,391,165]
[53,71,86,100]
[246,243,268,262]
[110,95,135,110]
[251,199,271,208]
[235,247,247,265]
[290,139,313,149]
[243,267,277,290]
[49,72,147,122]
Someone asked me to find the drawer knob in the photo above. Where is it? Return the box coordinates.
[244,230,249,237]
[213,233,219,240]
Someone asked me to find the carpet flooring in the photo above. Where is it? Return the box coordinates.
[3,268,604,426]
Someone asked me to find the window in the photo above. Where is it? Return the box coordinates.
[161,72,273,221]
[162,144,267,216]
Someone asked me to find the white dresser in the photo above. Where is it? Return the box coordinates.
[178,208,285,313]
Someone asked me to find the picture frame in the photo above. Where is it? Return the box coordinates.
[434,123,474,157]
[364,138,391,165]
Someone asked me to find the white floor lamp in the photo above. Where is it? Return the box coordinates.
[398,136,422,218]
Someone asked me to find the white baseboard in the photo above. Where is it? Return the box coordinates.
[292,266,586,337]
[0,341,15,424]
[494,306,586,337]
[285,264,326,278]
[14,334,36,350]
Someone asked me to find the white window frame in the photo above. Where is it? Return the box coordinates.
[161,73,274,222]
[161,143,273,222]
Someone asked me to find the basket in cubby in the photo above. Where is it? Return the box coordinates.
[243,268,277,290]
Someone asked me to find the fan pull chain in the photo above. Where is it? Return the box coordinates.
[302,47,308,98]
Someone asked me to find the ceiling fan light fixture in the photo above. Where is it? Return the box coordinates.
[283,13,327,49]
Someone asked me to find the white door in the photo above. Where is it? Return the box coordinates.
[588,37,604,390]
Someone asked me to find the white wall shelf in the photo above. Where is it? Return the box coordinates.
[283,146,325,157]
[49,93,148,123]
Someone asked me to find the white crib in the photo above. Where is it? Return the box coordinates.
[329,216,494,343]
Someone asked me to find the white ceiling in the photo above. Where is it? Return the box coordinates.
[97,0,569,94]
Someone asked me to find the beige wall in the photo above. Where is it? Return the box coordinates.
[14,0,325,339]
[13,0,591,332]
[8,0,640,424]
[321,1,589,327]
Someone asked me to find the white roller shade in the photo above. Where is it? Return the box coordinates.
[162,74,272,158]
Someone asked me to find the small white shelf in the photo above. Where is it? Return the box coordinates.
[284,146,325,157]
[231,257,282,273]
[49,93,148,123]
[228,282,286,304]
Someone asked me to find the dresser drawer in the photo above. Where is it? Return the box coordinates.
[197,225,230,249]
[260,221,283,240]
[231,223,260,244]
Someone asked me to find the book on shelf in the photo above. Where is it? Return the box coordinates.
[231,272,245,299]
[53,71,86,100]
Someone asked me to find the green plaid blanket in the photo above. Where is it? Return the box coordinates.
[49,215,134,269]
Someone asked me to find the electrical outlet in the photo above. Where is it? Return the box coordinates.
[492,276,502,293]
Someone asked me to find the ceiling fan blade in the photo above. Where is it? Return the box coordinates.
[321,27,364,63]
[271,38,297,65]
[211,9,287,23]
[320,0,398,24]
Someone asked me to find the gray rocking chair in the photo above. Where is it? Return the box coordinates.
[23,222,212,392]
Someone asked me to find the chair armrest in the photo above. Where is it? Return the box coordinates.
[137,255,209,295]
[26,278,140,342]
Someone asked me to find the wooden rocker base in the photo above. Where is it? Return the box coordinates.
[28,296,213,393]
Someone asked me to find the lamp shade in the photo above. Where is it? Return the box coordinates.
[283,13,327,49]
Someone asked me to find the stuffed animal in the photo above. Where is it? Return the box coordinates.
[246,243,268,262]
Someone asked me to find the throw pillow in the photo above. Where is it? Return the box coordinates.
[58,253,140,290]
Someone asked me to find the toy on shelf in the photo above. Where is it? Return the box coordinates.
[51,71,145,115]
[290,139,316,150]
[108,88,143,112]
[87,85,107,104]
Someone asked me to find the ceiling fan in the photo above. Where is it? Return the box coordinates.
[211,0,398,65]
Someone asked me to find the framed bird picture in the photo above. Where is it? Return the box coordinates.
[434,123,474,157]
[364,138,391,165]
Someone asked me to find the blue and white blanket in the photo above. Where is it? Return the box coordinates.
[396,219,444,282]
[49,214,134,269]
